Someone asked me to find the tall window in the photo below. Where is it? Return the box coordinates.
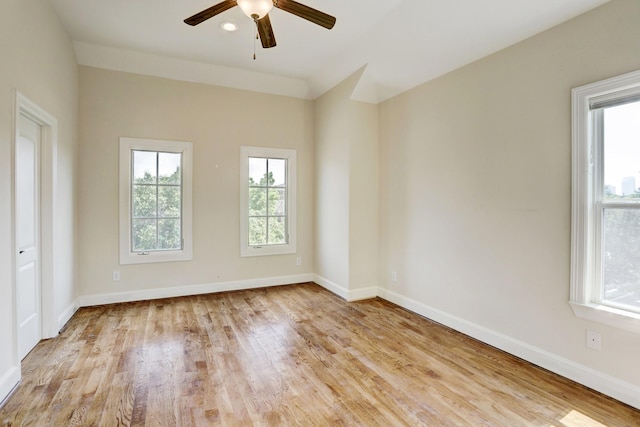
[571,70,640,333]
[240,146,296,257]
[119,137,193,264]
[131,150,182,251]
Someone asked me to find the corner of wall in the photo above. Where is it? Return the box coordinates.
[349,65,380,104]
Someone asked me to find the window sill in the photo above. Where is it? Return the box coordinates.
[570,301,640,334]
[241,244,296,257]
[120,250,192,265]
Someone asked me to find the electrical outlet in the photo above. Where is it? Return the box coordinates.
[586,330,601,351]
[112,271,121,282]
[391,271,397,283]
[296,257,302,266]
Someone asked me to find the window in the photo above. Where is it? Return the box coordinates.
[119,137,193,264]
[571,70,640,333]
[240,146,296,257]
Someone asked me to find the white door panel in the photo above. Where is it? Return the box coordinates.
[17,135,36,248]
[17,262,36,323]
[16,113,42,359]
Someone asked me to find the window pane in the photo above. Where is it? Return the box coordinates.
[603,101,640,199]
[133,151,157,184]
[158,152,181,185]
[268,188,286,215]
[249,157,267,186]
[268,216,286,245]
[268,158,286,187]
[132,185,157,218]
[249,187,267,216]
[132,150,182,251]
[158,219,181,250]
[132,219,157,251]
[249,217,267,245]
[603,208,640,310]
[158,186,181,218]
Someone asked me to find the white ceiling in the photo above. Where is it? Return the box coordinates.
[50,0,609,103]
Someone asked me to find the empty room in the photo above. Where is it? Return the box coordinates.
[1,0,640,425]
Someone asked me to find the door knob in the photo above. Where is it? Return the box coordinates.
[19,250,25,254]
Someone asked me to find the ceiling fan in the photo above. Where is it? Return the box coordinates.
[184,0,336,49]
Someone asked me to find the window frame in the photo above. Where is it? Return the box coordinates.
[240,146,297,257]
[119,137,193,265]
[571,70,640,334]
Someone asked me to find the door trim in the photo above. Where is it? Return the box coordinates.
[13,92,58,360]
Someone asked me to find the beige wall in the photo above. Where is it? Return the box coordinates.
[314,74,352,288]
[348,96,379,292]
[77,67,314,297]
[0,0,78,399]
[314,69,379,295]
[378,0,640,394]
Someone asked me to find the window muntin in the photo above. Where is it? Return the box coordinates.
[571,70,640,333]
[240,146,296,257]
[119,138,192,264]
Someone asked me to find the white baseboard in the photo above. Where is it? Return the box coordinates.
[377,287,640,410]
[313,274,349,299]
[348,286,379,301]
[313,274,377,302]
[56,301,79,335]
[0,365,20,406]
[78,274,314,307]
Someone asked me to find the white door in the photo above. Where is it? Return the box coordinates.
[16,113,42,359]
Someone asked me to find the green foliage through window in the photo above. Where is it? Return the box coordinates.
[248,157,287,246]
[131,150,182,251]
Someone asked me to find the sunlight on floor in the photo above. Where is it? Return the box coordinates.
[555,409,608,427]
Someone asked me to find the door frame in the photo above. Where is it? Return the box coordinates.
[13,91,58,363]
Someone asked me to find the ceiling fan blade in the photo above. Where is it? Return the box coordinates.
[256,14,277,48]
[274,0,336,29]
[184,0,237,26]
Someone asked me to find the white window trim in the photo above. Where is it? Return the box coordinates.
[119,137,193,265]
[571,69,640,334]
[240,146,297,257]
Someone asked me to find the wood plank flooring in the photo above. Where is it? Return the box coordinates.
[1,283,639,426]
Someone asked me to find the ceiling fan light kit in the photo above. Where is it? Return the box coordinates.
[237,0,273,20]
[185,0,336,50]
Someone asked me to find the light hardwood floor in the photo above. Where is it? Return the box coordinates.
[1,283,638,426]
